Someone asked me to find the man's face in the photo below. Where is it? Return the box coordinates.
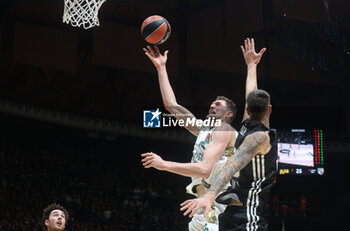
[207,99,231,122]
[45,209,66,231]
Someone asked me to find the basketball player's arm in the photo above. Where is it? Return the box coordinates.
[141,124,233,178]
[241,38,266,122]
[143,45,200,136]
[180,131,270,218]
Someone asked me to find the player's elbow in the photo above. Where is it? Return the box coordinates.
[164,102,179,113]
[202,171,211,179]
[199,165,211,179]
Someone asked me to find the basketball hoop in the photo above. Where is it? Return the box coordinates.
[63,0,107,29]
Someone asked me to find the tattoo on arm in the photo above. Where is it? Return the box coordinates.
[208,132,269,195]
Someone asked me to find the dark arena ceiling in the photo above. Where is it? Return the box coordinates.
[0,0,349,139]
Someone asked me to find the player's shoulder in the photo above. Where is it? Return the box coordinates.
[211,123,235,145]
[247,131,271,153]
[249,130,270,142]
[215,122,235,132]
[212,122,236,142]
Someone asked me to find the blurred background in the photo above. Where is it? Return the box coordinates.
[0,0,349,230]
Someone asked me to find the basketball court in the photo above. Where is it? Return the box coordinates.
[278,143,314,167]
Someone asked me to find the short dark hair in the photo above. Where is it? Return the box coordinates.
[42,203,69,230]
[247,89,270,118]
[215,96,237,123]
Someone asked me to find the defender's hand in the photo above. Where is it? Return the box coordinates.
[180,192,216,218]
[240,38,266,66]
[143,45,169,69]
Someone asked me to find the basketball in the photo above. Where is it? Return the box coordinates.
[141,15,171,45]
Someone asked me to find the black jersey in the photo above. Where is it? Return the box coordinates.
[234,119,277,204]
[217,119,277,208]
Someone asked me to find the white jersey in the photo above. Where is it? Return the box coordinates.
[185,126,238,231]
[186,126,237,196]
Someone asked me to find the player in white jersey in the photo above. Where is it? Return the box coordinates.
[184,126,241,231]
[141,45,239,231]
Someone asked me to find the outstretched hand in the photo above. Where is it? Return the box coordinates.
[143,45,169,69]
[240,38,266,66]
[141,152,166,171]
[180,192,216,218]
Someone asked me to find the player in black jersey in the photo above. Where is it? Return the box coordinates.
[180,38,277,231]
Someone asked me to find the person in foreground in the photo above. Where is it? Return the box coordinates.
[180,39,277,231]
[42,203,69,231]
[141,44,239,231]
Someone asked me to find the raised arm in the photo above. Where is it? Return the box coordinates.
[144,45,200,136]
[240,38,266,122]
[180,131,270,217]
[141,123,234,178]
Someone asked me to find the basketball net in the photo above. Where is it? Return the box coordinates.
[63,0,107,29]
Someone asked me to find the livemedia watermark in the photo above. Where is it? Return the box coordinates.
[143,108,221,128]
